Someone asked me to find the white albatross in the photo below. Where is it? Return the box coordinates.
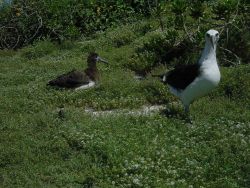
[162,29,221,120]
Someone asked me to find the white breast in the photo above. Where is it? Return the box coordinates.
[75,81,96,90]
[181,63,220,106]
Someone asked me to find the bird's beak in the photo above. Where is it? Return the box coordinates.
[162,74,167,82]
[210,37,215,49]
[97,56,108,64]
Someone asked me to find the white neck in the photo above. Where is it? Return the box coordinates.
[199,41,217,65]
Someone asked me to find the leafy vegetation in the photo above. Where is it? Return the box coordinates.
[0,0,249,64]
[0,0,250,187]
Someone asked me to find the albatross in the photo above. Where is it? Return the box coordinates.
[162,29,220,120]
[47,52,108,90]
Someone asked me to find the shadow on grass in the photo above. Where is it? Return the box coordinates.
[159,104,190,123]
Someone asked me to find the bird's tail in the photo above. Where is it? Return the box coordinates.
[47,79,56,86]
[151,73,168,83]
[151,74,164,79]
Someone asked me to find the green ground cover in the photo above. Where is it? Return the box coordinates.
[0,22,249,187]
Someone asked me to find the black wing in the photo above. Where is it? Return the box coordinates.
[48,70,90,88]
[165,64,201,90]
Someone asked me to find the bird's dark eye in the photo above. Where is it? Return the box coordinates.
[215,33,219,37]
[206,33,210,37]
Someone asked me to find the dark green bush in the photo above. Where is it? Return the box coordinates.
[0,0,249,69]
[0,0,157,49]
[124,0,249,75]
[0,0,203,49]
[171,0,188,15]
[128,29,198,74]
[212,0,250,65]
[105,28,137,48]
[140,78,170,104]
[215,66,250,102]
[218,28,250,66]
[127,51,157,75]
[20,40,57,60]
[132,20,156,35]
[212,0,239,21]
[190,1,207,19]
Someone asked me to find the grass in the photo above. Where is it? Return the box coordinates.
[0,21,250,187]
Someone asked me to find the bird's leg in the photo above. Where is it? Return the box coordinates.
[58,105,65,120]
[184,105,189,114]
[184,105,192,124]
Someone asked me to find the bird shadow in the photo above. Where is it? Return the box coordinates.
[160,107,181,118]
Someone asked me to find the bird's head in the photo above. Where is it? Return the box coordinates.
[87,52,108,66]
[205,29,219,49]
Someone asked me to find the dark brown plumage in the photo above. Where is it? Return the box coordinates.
[164,64,201,90]
[47,52,107,89]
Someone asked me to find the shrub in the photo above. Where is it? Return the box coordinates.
[0,0,155,49]
[105,27,137,47]
[212,0,239,21]
[140,78,170,104]
[0,0,249,64]
[214,66,250,102]
[20,40,57,60]
[131,20,156,35]
[127,29,198,74]
[127,51,157,76]
[124,0,249,75]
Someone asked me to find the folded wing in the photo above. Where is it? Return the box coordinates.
[48,70,90,88]
[165,64,200,90]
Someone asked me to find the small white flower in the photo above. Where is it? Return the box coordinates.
[133,178,140,185]
[170,181,175,185]
[133,164,139,169]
